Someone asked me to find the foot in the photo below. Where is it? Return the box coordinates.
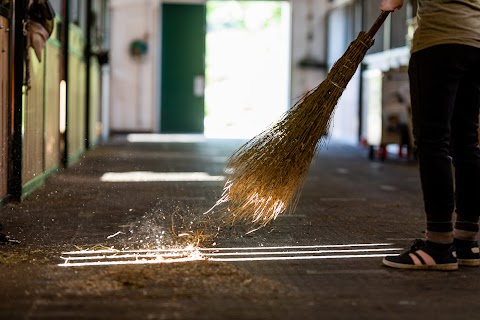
[383,239,458,271]
[454,238,480,267]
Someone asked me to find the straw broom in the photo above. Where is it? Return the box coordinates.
[210,11,392,229]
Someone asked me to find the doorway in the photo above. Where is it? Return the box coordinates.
[204,1,291,138]
[161,3,206,133]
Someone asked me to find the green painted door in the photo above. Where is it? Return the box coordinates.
[161,3,206,133]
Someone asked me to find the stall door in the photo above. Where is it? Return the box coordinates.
[161,3,205,133]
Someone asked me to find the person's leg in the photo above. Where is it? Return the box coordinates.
[451,45,480,235]
[451,64,480,239]
[450,46,480,266]
[409,45,466,244]
[383,45,463,270]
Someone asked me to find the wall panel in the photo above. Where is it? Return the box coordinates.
[22,48,45,185]
[89,57,101,147]
[44,38,61,172]
[67,25,86,165]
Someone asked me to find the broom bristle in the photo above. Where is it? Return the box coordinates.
[211,32,374,229]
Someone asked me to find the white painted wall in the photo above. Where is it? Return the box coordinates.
[109,0,160,132]
[109,0,206,133]
[290,0,328,105]
[325,1,361,145]
[291,0,361,145]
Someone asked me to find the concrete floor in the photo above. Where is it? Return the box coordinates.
[1,135,479,319]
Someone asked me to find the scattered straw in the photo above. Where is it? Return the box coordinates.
[0,248,52,264]
[0,252,30,264]
[55,261,298,300]
[74,244,115,252]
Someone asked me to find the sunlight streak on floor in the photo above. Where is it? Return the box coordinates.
[127,134,207,143]
[100,172,225,182]
[58,243,402,267]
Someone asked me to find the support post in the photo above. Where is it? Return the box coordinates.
[8,0,27,201]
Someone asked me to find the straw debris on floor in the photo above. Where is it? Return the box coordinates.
[0,246,54,264]
[55,261,298,300]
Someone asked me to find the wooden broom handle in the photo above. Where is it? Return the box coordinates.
[367,11,391,38]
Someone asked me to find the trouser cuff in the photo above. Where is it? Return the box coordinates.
[426,221,453,233]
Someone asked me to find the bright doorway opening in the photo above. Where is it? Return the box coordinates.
[205,1,291,139]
